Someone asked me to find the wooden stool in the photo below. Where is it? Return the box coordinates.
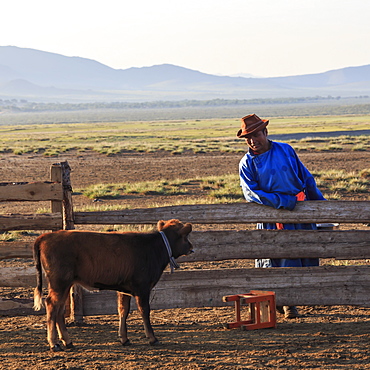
[222,290,277,330]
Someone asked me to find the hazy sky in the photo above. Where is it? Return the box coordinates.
[2,0,369,77]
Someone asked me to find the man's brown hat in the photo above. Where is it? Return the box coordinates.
[236,114,269,138]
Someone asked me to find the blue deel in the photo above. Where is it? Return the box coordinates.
[239,141,326,268]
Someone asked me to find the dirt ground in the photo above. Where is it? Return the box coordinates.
[1,149,370,369]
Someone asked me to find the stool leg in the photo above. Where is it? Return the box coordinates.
[250,302,256,323]
[260,301,269,323]
[256,302,261,325]
[235,299,241,323]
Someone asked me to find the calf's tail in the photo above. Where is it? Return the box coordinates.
[33,237,44,311]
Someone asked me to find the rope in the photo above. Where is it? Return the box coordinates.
[159,231,179,273]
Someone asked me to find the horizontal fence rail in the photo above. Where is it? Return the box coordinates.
[73,201,370,225]
[2,230,370,261]
[0,213,63,232]
[2,265,370,314]
[0,182,63,202]
[0,241,33,260]
[181,229,370,261]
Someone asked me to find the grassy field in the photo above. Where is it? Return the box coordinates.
[0,114,369,156]
[77,168,370,207]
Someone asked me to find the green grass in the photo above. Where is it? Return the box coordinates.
[294,134,370,152]
[76,169,370,209]
[0,230,38,241]
[0,115,369,156]
[78,174,246,203]
[101,224,157,233]
[81,179,192,199]
[313,169,370,197]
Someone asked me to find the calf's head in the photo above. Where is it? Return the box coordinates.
[157,219,193,258]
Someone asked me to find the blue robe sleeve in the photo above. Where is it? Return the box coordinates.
[239,161,297,210]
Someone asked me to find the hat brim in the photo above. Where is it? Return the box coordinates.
[237,120,269,138]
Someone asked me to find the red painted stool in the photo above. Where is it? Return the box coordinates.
[222,290,277,330]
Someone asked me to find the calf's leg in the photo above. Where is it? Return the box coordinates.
[55,289,74,349]
[117,292,132,346]
[135,294,159,345]
[45,294,68,350]
[45,287,72,351]
[45,295,59,351]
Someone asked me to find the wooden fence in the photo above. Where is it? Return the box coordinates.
[1,163,370,318]
[0,161,76,315]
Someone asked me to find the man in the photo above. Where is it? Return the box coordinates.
[237,114,326,319]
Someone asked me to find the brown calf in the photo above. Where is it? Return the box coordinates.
[33,219,193,351]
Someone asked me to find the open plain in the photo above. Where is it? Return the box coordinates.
[1,149,370,369]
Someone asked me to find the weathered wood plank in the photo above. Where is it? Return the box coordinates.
[179,229,370,261]
[0,297,44,316]
[0,241,34,259]
[0,182,63,201]
[0,266,36,287]
[2,230,370,261]
[0,297,35,311]
[73,201,370,225]
[81,265,370,315]
[60,161,75,231]
[2,265,370,311]
[50,164,63,215]
[0,213,63,231]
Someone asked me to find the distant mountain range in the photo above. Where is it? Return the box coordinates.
[1,46,370,102]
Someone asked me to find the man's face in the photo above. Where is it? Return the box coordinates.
[245,129,270,154]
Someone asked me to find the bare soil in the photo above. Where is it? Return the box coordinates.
[1,149,370,369]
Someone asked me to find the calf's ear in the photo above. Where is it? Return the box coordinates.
[157,220,166,231]
[180,223,192,235]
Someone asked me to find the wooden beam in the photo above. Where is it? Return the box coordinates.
[179,229,370,261]
[0,266,36,287]
[2,265,370,313]
[60,161,75,231]
[0,297,42,316]
[0,182,63,201]
[73,201,370,225]
[0,241,34,259]
[1,229,369,261]
[0,213,63,231]
[50,164,63,215]
[81,265,370,315]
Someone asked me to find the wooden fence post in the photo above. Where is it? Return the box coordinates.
[60,161,75,231]
[55,161,84,324]
[50,164,63,231]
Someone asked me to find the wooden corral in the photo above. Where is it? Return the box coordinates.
[1,163,370,318]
